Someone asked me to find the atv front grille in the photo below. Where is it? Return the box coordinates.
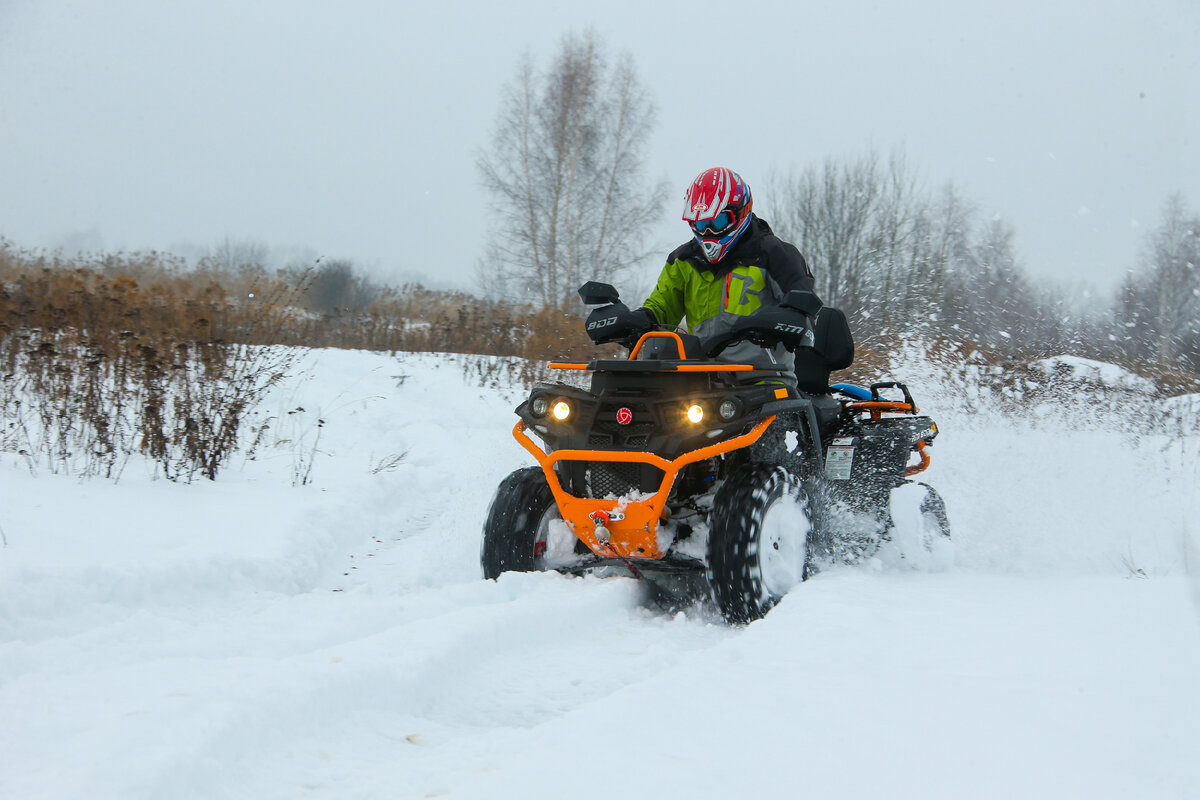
[585,462,641,499]
[576,461,663,500]
[591,419,655,448]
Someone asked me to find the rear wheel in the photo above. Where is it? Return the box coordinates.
[706,465,812,624]
[481,467,575,578]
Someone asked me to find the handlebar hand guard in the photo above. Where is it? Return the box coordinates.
[585,303,657,347]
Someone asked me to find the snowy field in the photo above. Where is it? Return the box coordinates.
[2,348,1199,799]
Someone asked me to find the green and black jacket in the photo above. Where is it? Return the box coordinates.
[643,215,815,381]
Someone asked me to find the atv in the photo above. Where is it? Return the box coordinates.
[481,281,950,623]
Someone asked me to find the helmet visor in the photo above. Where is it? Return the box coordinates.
[690,211,735,237]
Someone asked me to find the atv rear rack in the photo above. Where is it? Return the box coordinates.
[842,395,933,477]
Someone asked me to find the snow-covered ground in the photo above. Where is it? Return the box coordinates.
[2,348,1199,799]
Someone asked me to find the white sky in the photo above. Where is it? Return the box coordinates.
[1,0,1197,294]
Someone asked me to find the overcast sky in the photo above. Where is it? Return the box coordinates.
[1,0,1197,295]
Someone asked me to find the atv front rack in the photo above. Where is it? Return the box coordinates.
[513,415,777,560]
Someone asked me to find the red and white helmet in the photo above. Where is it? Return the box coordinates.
[681,167,754,263]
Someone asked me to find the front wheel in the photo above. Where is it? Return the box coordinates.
[481,467,576,579]
[706,465,812,624]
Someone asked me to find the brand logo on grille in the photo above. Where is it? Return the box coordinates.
[616,407,633,425]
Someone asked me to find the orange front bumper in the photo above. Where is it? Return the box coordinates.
[513,416,776,560]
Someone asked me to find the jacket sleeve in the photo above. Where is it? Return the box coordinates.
[767,239,815,295]
[642,260,688,328]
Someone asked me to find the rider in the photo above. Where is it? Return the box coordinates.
[635,167,817,385]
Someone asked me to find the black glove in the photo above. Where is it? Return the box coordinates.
[585,303,657,346]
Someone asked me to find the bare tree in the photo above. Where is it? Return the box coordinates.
[909,183,975,318]
[202,236,269,273]
[1117,195,1200,368]
[194,236,272,300]
[768,151,925,321]
[769,151,1061,349]
[303,260,377,316]
[949,218,1040,348]
[1147,195,1198,365]
[477,31,667,306]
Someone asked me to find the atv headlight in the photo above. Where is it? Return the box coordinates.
[718,399,738,420]
[552,400,572,421]
[530,395,549,417]
[686,403,704,424]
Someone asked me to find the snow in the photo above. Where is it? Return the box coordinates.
[2,347,1199,799]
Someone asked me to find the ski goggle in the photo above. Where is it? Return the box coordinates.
[690,211,735,237]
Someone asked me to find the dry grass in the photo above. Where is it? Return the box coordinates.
[0,242,605,479]
[0,243,298,480]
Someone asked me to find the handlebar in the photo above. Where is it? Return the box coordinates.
[579,281,821,358]
[701,305,815,358]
